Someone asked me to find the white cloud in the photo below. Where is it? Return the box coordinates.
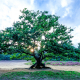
[60,0,73,18]
[62,7,71,18]
[61,0,73,7]
[46,0,57,15]
[61,0,67,7]
[71,25,80,47]
[30,0,34,5]
[0,0,35,30]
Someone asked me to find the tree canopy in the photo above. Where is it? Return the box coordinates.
[12,8,73,54]
[0,8,80,62]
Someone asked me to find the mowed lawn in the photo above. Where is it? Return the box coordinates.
[0,71,80,80]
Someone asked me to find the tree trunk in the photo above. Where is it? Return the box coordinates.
[30,55,45,69]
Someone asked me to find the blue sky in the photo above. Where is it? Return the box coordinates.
[0,0,80,48]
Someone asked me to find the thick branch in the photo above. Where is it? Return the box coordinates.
[39,50,45,60]
[22,50,34,56]
[24,51,39,60]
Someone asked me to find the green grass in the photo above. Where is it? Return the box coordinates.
[0,71,80,80]
[25,62,32,65]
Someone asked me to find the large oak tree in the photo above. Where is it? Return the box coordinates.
[0,8,74,68]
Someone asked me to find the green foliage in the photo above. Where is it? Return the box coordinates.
[0,53,11,60]
[78,43,80,49]
[0,8,80,62]
[10,53,21,60]
[9,52,36,61]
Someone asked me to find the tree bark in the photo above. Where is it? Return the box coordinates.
[30,55,45,69]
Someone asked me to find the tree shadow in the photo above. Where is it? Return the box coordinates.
[12,66,62,73]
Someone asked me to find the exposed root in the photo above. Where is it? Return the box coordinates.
[29,62,46,69]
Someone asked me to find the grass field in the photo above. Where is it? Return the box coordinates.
[0,70,80,80]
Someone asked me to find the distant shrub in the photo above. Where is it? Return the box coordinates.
[0,53,10,60]
[10,53,35,61]
[10,53,22,60]
[0,54,4,60]
[4,55,10,60]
